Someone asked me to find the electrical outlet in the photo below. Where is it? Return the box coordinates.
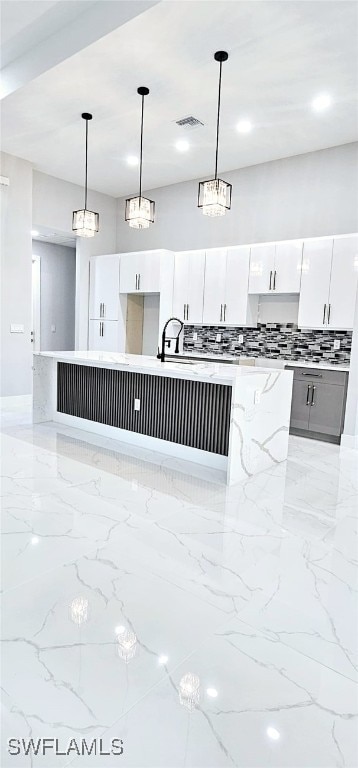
[333,340,340,350]
[10,324,24,333]
[239,334,244,344]
[254,390,261,405]
[134,398,140,412]
[193,332,198,341]
[216,333,221,343]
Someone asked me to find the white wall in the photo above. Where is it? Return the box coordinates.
[116,143,358,253]
[33,170,117,349]
[0,152,33,397]
[342,288,358,448]
[32,240,76,352]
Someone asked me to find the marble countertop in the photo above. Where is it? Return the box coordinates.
[175,351,350,373]
[34,351,290,386]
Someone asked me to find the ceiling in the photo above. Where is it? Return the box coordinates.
[1,0,357,198]
[31,226,76,248]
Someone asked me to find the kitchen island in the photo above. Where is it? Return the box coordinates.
[33,352,293,485]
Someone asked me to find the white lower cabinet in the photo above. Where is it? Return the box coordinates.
[88,320,124,352]
[203,246,257,325]
[172,250,205,323]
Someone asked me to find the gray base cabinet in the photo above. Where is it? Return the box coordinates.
[286,366,348,444]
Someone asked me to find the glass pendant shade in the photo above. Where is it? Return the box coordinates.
[198,51,231,217]
[125,195,155,229]
[198,178,232,217]
[72,209,99,238]
[72,113,99,238]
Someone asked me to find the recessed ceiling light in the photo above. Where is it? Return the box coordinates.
[31,230,39,237]
[115,625,126,635]
[206,687,218,698]
[175,139,190,152]
[31,536,40,545]
[311,93,332,112]
[266,726,280,741]
[237,120,252,134]
[126,155,139,166]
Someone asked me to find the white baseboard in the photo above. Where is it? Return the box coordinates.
[341,434,358,449]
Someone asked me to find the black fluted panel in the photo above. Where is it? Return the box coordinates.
[57,363,231,456]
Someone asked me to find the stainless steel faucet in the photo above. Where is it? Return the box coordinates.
[157,317,184,363]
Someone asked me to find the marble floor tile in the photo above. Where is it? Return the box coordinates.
[1,410,357,768]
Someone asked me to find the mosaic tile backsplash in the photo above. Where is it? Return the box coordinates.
[183,324,352,365]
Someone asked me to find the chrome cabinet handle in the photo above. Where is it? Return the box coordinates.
[311,385,316,406]
[273,270,277,290]
[220,304,223,321]
[269,270,272,290]
[306,384,311,405]
[323,304,326,324]
[224,303,227,321]
[183,304,186,320]
[302,372,322,378]
[138,273,141,290]
[328,304,331,324]
[187,303,189,320]
[103,303,105,317]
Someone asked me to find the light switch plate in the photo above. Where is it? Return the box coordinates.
[10,324,24,333]
[239,334,244,344]
[193,332,198,341]
[134,398,140,411]
[333,340,340,350]
[216,333,221,343]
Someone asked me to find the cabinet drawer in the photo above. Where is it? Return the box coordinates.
[285,366,348,386]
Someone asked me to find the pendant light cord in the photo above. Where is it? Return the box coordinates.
[139,94,144,198]
[84,118,88,210]
[214,59,223,180]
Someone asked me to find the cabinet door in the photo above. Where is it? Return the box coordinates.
[248,244,275,294]
[328,236,358,329]
[290,378,311,431]
[187,250,205,324]
[224,246,251,325]
[202,248,227,324]
[274,241,303,293]
[89,320,120,352]
[89,255,120,319]
[308,383,345,437]
[172,252,189,320]
[119,253,139,294]
[298,239,333,328]
[137,250,160,293]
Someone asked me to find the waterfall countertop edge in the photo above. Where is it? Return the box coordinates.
[33,351,293,386]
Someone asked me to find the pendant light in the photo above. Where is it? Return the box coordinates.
[72,113,99,238]
[125,87,155,229]
[198,51,232,217]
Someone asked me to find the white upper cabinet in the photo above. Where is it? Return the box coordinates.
[202,248,227,324]
[298,239,332,328]
[203,246,256,325]
[298,236,358,329]
[172,250,205,323]
[328,235,358,329]
[248,241,302,294]
[274,241,303,293]
[89,255,120,320]
[119,250,160,294]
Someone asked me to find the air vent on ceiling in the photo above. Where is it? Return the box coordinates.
[175,116,204,129]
